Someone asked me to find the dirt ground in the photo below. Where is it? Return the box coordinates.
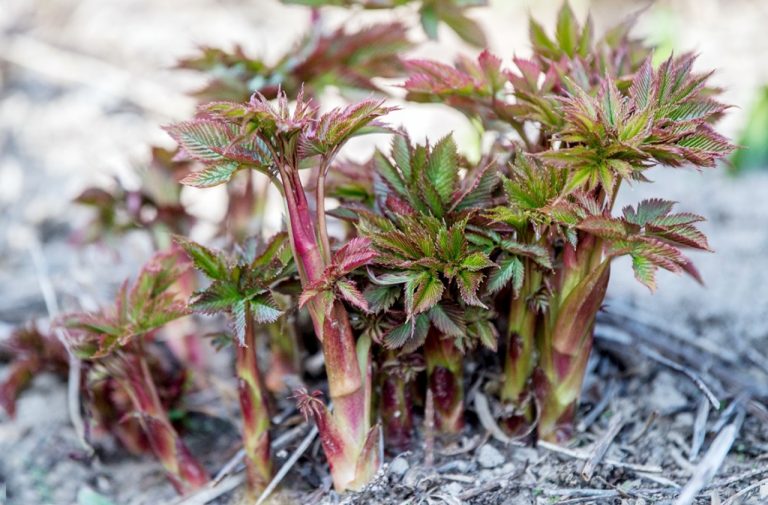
[1,1,767,504]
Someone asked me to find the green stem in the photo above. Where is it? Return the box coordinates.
[537,237,610,442]
[424,329,464,434]
[236,306,272,495]
[501,264,540,422]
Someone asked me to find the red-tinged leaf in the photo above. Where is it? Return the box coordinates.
[477,49,504,91]
[456,270,486,308]
[384,315,430,352]
[406,272,445,315]
[164,120,235,162]
[631,254,657,292]
[336,280,369,313]
[679,254,704,285]
[428,303,466,337]
[646,223,711,251]
[306,99,396,155]
[181,161,240,188]
[452,162,498,212]
[622,198,676,226]
[629,58,654,110]
[334,237,378,274]
[650,212,705,227]
[667,99,727,123]
[577,215,628,240]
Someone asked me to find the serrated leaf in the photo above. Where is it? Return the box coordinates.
[426,135,459,206]
[364,284,399,313]
[232,300,247,345]
[164,120,234,161]
[460,252,494,271]
[250,295,283,324]
[555,2,578,57]
[456,270,486,307]
[428,303,466,337]
[336,280,369,313]
[631,254,657,292]
[472,320,497,351]
[190,281,242,314]
[623,199,675,226]
[181,161,240,188]
[175,236,228,280]
[487,255,524,295]
[406,272,445,315]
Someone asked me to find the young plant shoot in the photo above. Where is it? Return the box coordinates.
[61,251,209,493]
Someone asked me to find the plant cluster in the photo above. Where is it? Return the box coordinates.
[4,1,734,499]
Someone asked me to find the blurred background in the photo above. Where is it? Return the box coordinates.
[1,0,768,355]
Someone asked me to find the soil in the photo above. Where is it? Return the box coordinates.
[2,1,768,504]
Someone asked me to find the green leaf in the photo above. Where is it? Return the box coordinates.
[428,303,466,337]
[420,5,440,40]
[232,300,247,345]
[460,252,494,272]
[175,236,228,280]
[487,255,524,295]
[190,281,242,314]
[391,133,412,180]
[164,120,233,161]
[250,295,283,324]
[441,11,487,48]
[374,150,406,197]
[632,254,657,291]
[555,2,578,57]
[623,199,675,226]
[181,161,240,188]
[406,272,445,315]
[364,284,400,313]
[529,18,558,58]
[426,135,459,205]
[472,320,497,351]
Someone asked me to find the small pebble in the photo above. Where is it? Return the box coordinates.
[389,457,409,477]
[478,444,505,469]
[444,482,463,496]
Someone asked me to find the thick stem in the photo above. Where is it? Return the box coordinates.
[280,164,377,491]
[424,329,464,434]
[236,306,272,495]
[380,352,415,452]
[120,353,208,494]
[501,264,540,414]
[536,239,610,442]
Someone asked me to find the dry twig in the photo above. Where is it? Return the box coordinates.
[538,440,662,474]
[581,414,625,481]
[673,411,745,505]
